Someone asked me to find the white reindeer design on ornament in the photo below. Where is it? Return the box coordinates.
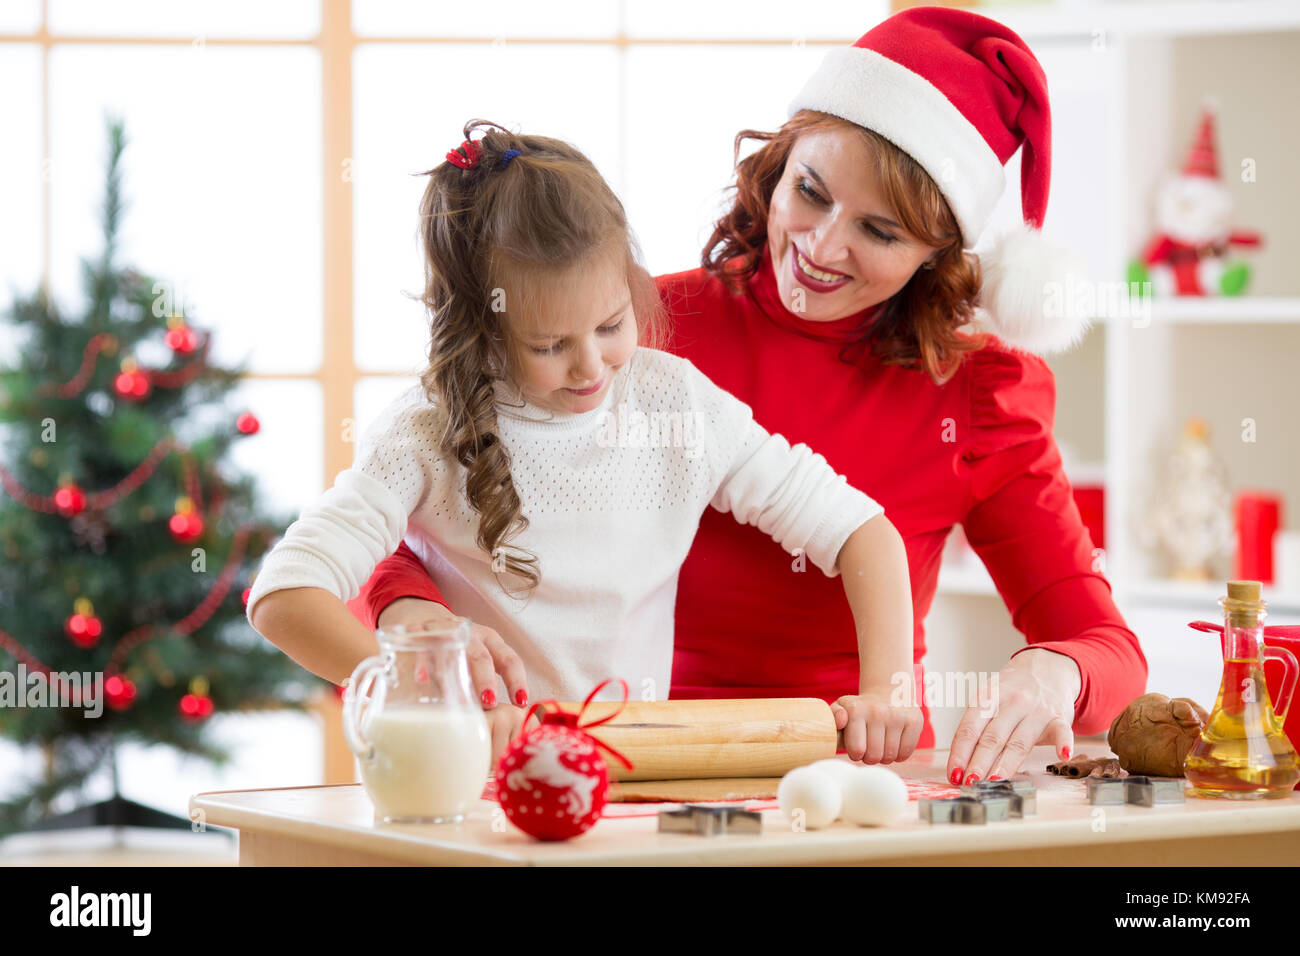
[505,733,603,820]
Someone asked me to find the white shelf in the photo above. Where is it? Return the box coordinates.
[1122,579,1300,616]
[978,0,1300,40]
[1104,296,1300,324]
[937,568,1300,617]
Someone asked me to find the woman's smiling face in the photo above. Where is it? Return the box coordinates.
[766,126,937,322]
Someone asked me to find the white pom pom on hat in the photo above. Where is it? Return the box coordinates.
[787,6,1091,355]
[975,222,1092,355]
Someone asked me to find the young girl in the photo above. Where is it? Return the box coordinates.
[247,120,922,765]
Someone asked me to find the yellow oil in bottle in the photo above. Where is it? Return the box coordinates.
[1184,581,1300,799]
[1184,659,1300,798]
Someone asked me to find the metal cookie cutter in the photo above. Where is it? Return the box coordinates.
[961,779,1037,816]
[1086,775,1186,806]
[919,795,1014,825]
[658,804,763,836]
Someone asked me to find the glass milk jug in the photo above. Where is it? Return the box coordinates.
[1185,581,1300,798]
[342,619,491,823]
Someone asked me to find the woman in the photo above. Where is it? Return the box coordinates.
[348,7,1146,785]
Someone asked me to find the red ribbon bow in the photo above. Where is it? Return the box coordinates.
[445,138,483,170]
[522,678,635,771]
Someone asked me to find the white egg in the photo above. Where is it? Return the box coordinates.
[778,765,842,829]
[839,765,908,826]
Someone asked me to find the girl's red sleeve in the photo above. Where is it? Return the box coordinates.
[345,540,449,629]
[960,344,1147,736]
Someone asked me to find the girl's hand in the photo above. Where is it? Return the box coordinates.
[831,690,924,764]
[377,598,530,711]
[486,704,537,768]
[945,647,1079,785]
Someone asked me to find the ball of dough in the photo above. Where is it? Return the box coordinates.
[839,765,908,826]
[1107,692,1209,777]
[778,766,842,829]
[811,758,864,788]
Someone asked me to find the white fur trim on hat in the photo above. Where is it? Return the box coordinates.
[974,222,1093,355]
[788,47,1005,247]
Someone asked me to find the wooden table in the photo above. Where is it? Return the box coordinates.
[190,744,1300,866]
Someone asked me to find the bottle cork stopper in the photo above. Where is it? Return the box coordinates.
[1227,581,1262,602]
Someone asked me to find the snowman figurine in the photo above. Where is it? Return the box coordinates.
[1129,102,1262,297]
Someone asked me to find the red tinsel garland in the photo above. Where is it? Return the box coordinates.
[0,523,260,679]
[30,329,212,399]
[107,523,253,674]
[35,333,120,399]
[0,437,207,514]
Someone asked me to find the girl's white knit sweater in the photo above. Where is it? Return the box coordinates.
[246,347,883,702]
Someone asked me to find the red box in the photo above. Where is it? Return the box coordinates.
[1072,484,1105,552]
[1235,491,1282,584]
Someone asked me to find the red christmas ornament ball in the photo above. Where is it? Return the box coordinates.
[64,612,103,648]
[165,325,198,353]
[495,716,609,841]
[54,484,87,517]
[235,412,260,435]
[179,693,214,721]
[105,675,137,711]
[169,511,204,541]
[114,369,151,400]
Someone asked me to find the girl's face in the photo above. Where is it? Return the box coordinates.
[766,126,938,322]
[508,251,639,415]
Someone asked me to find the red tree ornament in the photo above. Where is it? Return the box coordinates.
[179,693,214,720]
[235,412,260,435]
[169,496,204,542]
[114,358,151,401]
[495,679,634,841]
[105,675,137,711]
[179,676,214,721]
[164,316,198,354]
[64,598,103,648]
[54,482,87,517]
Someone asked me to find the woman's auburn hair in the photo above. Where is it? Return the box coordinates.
[414,119,665,598]
[702,109,986,385]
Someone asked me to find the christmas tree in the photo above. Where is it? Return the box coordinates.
[0,115,321,837]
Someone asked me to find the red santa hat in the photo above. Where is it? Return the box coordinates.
[1182,103,1220,179]
[787,6,1089,354]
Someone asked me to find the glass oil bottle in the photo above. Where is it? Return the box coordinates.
[1185,581,1300,798]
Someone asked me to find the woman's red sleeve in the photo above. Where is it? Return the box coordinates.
[345,540,449,629]
[960,344,1147,736]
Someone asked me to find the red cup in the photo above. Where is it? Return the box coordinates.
[1263,630,1300,788]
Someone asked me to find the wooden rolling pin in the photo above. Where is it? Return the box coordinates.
[553,698,839,781]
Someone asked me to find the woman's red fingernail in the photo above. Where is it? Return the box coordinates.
[989,774,1004,781]
[949,767,964,785]
[481,689,496,708]
[1061,746,1071,760]
[515,689,528,707]
[966,773,980,785]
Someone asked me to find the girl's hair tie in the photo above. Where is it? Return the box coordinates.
[500,149,522,168]
[445,138,483,170]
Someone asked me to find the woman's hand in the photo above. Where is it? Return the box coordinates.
[831,689,924,764]
[486,704,536,768]
[377,598,530,711]
[945,647,1080,785]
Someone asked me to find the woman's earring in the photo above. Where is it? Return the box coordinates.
[921,259,937,270]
